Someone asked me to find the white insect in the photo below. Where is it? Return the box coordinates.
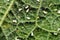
[7,0,9,1]
[13,20,17,23]
[58,28,60,31]
[18,8,22,11]
[54,32,58,35]
[31,32,34,36]
[37,0,39,2]
[57,10,60,14]
[15,37,19,40]
[26,9,29,13]
[25,5,29,9]
[26,17,30,19]
[43,11,47,14]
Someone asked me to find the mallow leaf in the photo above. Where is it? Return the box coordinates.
[0,0,15,26]
[38,3,60,32]
[11,0,37,23]
[13,0,42,38]
[0,0,16,39]
[22,0,40,8]
[41,0,60,8]
[16,22,36,38]
[0,0,60,40]
[22,0,60,9]
[33,28,60,40]
[20,0,60,32]
[0,28,6,40]
[0,0,42,39]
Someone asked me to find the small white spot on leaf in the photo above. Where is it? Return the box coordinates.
[26,17,30,19]
[13,20,17,23]
[26,9,29,13]
[31,32,34,36]
[18,8,22,11]
[37,0,39,2]
[7,0,9,2]
[54,32,58,35]
[25,5,29,9]
[15,37,19,40]
[43,11,47,14]
[57,10,60,14]
[58,28,60,31]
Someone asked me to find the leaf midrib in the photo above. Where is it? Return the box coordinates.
[0,0,15,27]
[0,0,15,40]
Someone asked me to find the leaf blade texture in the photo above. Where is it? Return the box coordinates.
[0,0,60,40]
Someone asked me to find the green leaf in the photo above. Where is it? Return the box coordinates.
[0,0,16,39]
[11,0,37,23]
[22,0,60,9]
[22,0,40,8]
[13,0,42,38]
[16,22,36,38]
[0,0,15,26]
[2,22,17,36]
[27,36,35,40]
[0,0,60,40]
[33,28,60,40]
[0,28,6,40]
[7,32,17,40]
[38,3,60,32]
